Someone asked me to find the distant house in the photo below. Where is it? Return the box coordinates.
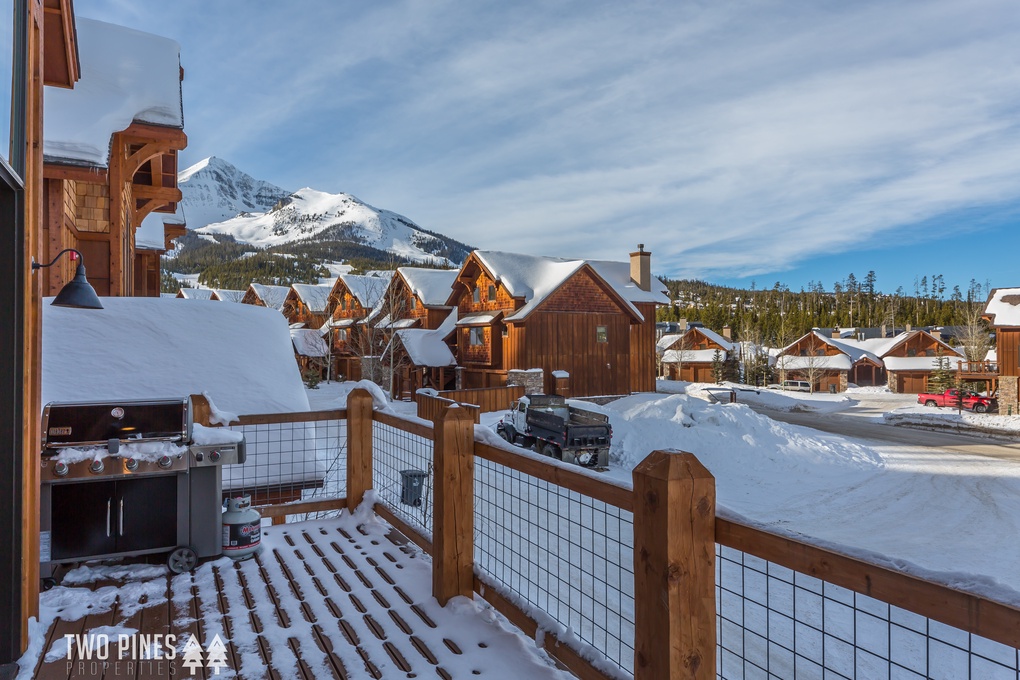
[658,326,737,382]
[876,330,962,394]
[985,287,1020,415]
[282,283,333,329]
[445,248,668,397]
[242,283,290,311]
[175,288,214,300]
[211,289,246,303]
[371,267,458,331]
[776,331,855,392]
[385,312,460,397]
[324,273,393,380]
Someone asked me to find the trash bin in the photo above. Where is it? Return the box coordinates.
[829,384,837,394]
[399,469,428,507]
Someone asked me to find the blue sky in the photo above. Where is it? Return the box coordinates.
[82,0,1020,294]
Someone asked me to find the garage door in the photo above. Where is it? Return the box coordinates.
[897,373,927,394]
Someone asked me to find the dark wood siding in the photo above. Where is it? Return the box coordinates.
[999,329,1019,377]
[630,302,657,393]
[521,311,631,397]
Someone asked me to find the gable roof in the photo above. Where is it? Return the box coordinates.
[248,283,290,311]
[289,284,332,314]
[397,268,458,306]
[462,251,655,322]
[388,310,459,368]
[211,289,245,303]
[176,288,214,300]
[332,273,392,309]
[985,287,1020,327]
[291,328,329,358]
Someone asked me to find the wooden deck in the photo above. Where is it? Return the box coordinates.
[30,514,571,680]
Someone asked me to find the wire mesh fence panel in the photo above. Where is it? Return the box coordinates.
[474,457,636,676]
[222,417,347,521]
[371,419,435,537]
[716,544,1020,680]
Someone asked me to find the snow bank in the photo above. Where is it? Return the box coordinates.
[43,297,309,415]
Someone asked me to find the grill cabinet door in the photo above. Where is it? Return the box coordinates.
[51,481,118,560]
[116,475,178,553]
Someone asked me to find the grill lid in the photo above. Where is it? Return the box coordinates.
[42,397,192,449]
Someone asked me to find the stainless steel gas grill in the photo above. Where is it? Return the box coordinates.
[39,397,246,579]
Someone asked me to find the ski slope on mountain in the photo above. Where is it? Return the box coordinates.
[178,157,291,229]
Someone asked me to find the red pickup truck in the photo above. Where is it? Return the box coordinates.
[917,389,998,413]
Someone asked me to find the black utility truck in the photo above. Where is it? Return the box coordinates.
[496,394,611,468]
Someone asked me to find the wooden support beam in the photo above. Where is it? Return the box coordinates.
[346,389,374,513]
[632,450,716,680]
[432,403,475,606]
[42,164,107,184]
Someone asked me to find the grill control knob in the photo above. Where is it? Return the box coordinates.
[209,450,221,463]
[194,452,204,462]
[89,459,105,474]
[157,455,173,469]
[53,462,69,477]
[124,458,138,471]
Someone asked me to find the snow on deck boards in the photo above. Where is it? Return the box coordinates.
[29,514,569,680]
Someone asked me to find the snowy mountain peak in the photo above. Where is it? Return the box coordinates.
[180,159,473,265]
[178,157,291,229]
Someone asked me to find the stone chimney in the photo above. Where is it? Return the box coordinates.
[722,325,732,340]
[630,244,651,292]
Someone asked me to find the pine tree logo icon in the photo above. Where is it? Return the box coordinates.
[181,635,205,676]
[205,634,229,675]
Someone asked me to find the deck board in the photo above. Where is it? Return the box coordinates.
[30,513,574,680]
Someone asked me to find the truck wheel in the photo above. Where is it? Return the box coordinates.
[541,443,560,459]
[974,404,988,413]
[500,425,517,443]
[924,400,937,407]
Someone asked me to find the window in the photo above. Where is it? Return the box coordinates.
[469,327,484,345]
[596,326,608,343]
[488,284,496,301]
[337,329,348,342]
[340,297,346,311]
[410,297,417,310]
[472,287,480,304]
[815,349,824,356]
[501,323,509,337]
[800,349,808,357]
[907,349,916,357]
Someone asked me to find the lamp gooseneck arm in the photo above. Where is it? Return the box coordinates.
[32,248,85,270]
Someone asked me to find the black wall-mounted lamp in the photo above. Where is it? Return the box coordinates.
[31,249,104,309]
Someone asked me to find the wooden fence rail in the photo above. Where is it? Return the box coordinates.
[416,393,481,423]
[437,385,525,413]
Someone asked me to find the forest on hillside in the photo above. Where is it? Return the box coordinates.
[657,272,992,345]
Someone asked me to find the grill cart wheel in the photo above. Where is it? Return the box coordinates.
[167,546,198,574]
[40,577,57,592]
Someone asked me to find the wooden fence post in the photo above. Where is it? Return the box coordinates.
[346,388,374,513]
[432,403,475,605]
[633,450,716,679]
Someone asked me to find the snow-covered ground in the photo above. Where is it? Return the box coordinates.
[307,380,1020,608]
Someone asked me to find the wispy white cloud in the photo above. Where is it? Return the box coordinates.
[82,0,1020,284]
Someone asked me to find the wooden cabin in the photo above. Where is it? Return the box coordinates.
[241,282,290,311]
[211,288,246,303]
[176,287,215,300]
[4,3,188,661]
[658,326,737,382]
[325,273,393,381]
[776,331,852,393]
[282,283,332,329]
[372,267,457,331]
[386,314,459,398]
[985,288,1020,415]
[878,330,962,394]
[446,249,668,397]
[40,17,187,299]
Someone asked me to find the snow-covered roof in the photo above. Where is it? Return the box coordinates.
[376,316,420,330]
[470,251,645,322]
[249,283,290,311]
[290,284,332,313]
[176,288,214,300]
[883,356,964,372]
[586,259,671,306]
[775,354,853,371]
[456,312,502,326]
[985,287,1020,326]
[291,328,329,358]
[44,18,184,167]
[337,273,392,309]
[693,327,736,351]
[389,311,458,367]
[137,204,186,251]
[657,333,685,351]
[398,268,458,306]
[212,289,245,303]
[661,349,728,363]
[43,297,308,415]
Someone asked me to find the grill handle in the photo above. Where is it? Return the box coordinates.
[119,498,124,536]
[106,499,111,537]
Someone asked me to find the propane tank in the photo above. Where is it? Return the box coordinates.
[222,496,261,560]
